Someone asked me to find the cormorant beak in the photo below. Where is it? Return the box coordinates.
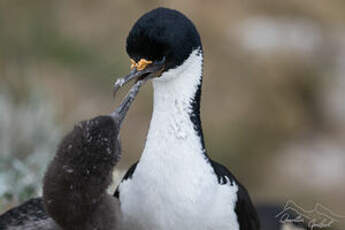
[111,57,165,127]
[113,57,165,98]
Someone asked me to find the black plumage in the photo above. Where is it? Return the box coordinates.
[126,7,202,71]
[0,116,122,230]
[0,198,58,230]
[43,115,122,230]
[209,160,260,230]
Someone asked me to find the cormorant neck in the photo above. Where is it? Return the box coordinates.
[142,48,206,162]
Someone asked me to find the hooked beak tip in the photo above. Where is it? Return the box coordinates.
[112,57,165,98]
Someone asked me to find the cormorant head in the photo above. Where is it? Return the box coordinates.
[127,7,202,73]
[113,8,202,94]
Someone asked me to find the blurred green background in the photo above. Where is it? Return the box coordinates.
[0,0,344,228]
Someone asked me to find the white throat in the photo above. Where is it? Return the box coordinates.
[119,48,240,230]
[141,48,204,163]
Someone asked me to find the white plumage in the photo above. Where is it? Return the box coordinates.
[119,49,240,230]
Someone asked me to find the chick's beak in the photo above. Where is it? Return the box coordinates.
[113,57,165,98]
[111,78,146,128]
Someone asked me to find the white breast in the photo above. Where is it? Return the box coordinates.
[119,50,240,230]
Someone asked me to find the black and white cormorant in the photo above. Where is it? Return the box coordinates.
[0,7,260,230]
[112,7,260,230]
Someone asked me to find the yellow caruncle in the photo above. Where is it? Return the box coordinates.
[130,58,153,71]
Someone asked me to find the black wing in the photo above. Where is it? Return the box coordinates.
[115,160,260,229]
[0,197,59,230]
[0,198,47,226]
[210,160,260,230]
[114,161,138,198]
